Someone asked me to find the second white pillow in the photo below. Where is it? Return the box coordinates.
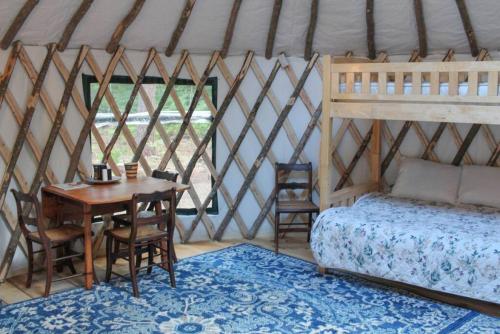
[391,158,461,204]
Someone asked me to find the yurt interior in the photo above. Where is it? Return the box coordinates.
[0,0,499,332]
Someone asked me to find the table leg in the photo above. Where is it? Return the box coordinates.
[83,204,93,289]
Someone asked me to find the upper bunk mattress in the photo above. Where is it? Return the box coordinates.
[310,193,500,303]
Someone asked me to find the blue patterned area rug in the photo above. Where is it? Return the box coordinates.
[0,244,498,333]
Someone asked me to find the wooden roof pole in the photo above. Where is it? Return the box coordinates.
[455,0,479,57]
[265,0,283,59]
[165,0,196,57]
[304,0,319,60]
[0,0,39,50]
[366,0,376,60]
[106,0,146,54]
[413,0,427,58]
[57,0,94,52]
[221,0,242,58]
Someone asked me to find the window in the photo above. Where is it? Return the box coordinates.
[82,75,218,215]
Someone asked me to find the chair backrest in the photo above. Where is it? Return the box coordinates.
[147,170,178,211]
[129,189,176,242]
[275,163,313,200]
[152,169,178,182]
[11,189,47,242]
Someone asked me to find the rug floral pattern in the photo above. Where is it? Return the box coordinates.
[0,244,498,333]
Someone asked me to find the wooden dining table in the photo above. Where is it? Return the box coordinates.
[41,176,189,289]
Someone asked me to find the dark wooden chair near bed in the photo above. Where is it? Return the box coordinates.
[11,189,88,297]
[105,189,177,297]
[274,162,319,253]
[112,169,179,265]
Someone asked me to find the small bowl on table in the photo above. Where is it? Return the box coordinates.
[124,162,138,179]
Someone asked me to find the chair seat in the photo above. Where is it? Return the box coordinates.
[29,224,84,243]
[276,200,319,213]
[113,211,156,226]
[108,225,168,242]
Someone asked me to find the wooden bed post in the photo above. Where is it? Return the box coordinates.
[320,55,332,211]
[371,119,381,190]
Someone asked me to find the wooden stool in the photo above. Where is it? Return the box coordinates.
[274,163,319,253]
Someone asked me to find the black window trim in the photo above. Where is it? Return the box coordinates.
[82,74,219,216]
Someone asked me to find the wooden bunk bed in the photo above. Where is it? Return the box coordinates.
[317,56,500,315]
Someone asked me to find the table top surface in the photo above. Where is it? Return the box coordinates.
[42,176,189,205]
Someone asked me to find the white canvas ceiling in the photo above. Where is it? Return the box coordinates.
[0,0,499,58]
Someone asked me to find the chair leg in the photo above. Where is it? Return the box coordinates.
[135,246,143,274]
[105,235,113,283]
[167,240,176,288]
[26,240,33,288]
[55,245,64,273]
[64,243,77,275]
[170,240,178,263]
[274,212,280,253]
[147,244,154,275]
[112,222,120,264]
[307,213,312,243]
[93,262,99,284]
[44,245,53,297]
[128,245,139,297]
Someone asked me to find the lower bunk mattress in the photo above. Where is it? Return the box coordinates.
[310,193,500,304]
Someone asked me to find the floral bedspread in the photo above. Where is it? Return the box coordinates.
[310,193,500,303]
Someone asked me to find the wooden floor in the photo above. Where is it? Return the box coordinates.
[0,236,313,304]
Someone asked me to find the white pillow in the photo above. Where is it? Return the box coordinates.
[458,165,500,209]
[391,158,461,204]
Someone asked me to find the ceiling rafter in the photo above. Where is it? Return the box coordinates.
[165,0,196,57]
[413,0,427,58]
[265,0,283,59]
[57,0,94,52]
[0,0,39,50]
[221,0,242,58]
[106,0,146,54]
[455,0,479,57]
[366,0,375,60]
[304,0,319,61]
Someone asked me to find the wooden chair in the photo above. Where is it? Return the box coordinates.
[112,169,179,264]
[11,189,87,297]
[105,189,176,297]
[274,163,319,253]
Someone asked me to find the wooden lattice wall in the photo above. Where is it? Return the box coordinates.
[1,44,499,283]
[0,44,327,281]
[0,0,499,282]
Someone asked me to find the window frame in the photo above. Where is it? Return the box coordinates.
[82,74,219,216]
